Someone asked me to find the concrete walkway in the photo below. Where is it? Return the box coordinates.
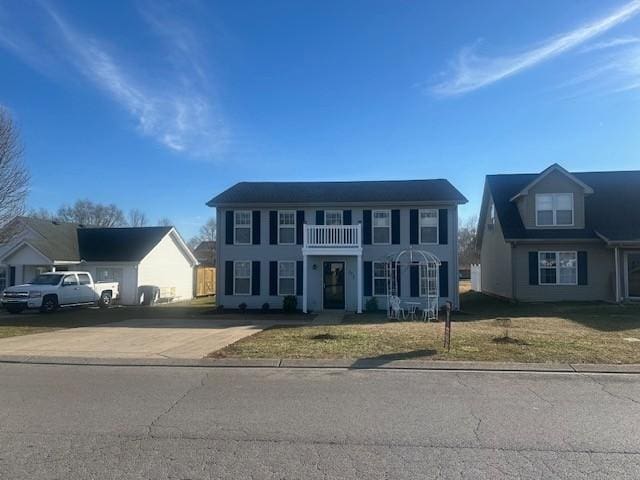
[0,318,286,359]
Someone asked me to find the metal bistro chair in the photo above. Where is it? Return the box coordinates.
[389,296,406,320]
[421,298,439,322]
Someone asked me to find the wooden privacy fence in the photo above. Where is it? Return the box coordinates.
[195,266,216,297]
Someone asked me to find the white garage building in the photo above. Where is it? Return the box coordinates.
[0,217,198,305]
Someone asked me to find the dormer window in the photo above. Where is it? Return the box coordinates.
[535,193,573,226]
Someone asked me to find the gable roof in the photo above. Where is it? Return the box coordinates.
[207,179,468,206]
[509,163,594,201]
[481,169,640,244]
[78,227,172,262]
[17,217,80,261]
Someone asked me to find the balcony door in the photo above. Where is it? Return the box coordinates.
[627,253,640,299]
[323,261,345,310]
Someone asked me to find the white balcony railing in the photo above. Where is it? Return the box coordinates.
[304,224,361,248]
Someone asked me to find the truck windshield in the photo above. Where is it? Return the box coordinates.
[30,274,64,285]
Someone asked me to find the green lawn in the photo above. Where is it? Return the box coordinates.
[210,292,640,364]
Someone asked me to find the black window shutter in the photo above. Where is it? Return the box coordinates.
[410,264,419,297]
[252,211,261,245]
[343,210,352,225]
[363,261,372,296]
[529,252,539,285]
[269,261,278,296]
[296,210,305,245]
[9,266,16,286]
[251,261,260,296]
[362,210,372,245]
[409,209,419,245]
[439,261,449,297]
[225,261,233,295]
[438,209,448,245]
[225,211,234,245]
[296,261,303,295]
[578,251,588,285]
[391,209,400,244]
[315,210,324,225]
[269,211,278,245]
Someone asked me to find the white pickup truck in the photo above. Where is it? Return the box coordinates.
[1,271,119,314]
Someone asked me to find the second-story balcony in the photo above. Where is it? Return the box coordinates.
[303,224,362,249]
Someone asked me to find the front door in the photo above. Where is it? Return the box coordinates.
[627,253,640,298]
[323,262,345,309]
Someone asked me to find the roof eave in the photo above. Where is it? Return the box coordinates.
[508,164,595,202]
[208,199,467,208]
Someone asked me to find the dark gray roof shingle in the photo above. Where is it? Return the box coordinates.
[78,227,172,262]
[486,170,640,242]
[207,179,468,206]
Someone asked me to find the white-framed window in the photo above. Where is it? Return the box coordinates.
[95,267,123,284]
[278,261,296,296]
[372,210,391,244]
[325,210,343,226]
[233,261,252,295]
[535,193,574,226]
[419,265,438,297]
[234,211,252,245]
[0,266,6,292]
[539,251,577,285]
[278,210,296,245]
[419,209,439,244]
[489,203,496,225]
[373,261,388,296]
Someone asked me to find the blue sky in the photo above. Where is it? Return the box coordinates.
[1,0,639,238]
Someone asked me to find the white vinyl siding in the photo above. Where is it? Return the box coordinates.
[278,261,296,296]
[233,261,252,295]
[325,210,343,226]
[278,210,296,245]
[419,209,438,244]
[234,211,252,245]
[372,210,391,244]
[373,261,387,296]
[539,251,577,285]
[536,193,574,226]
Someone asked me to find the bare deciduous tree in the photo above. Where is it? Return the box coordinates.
[128,209,148,227]
[56,200,126,227]
[157,217,173,226]
[188,216,216,250]
[0,107,29,227]
[458,215,480,268]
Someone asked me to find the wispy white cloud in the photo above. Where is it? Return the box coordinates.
[0,0,227,158]
[431,0,640,97]
[579,35,640,53]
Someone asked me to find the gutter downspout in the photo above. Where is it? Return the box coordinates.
[614,247,621,303]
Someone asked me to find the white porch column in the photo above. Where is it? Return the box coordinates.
[357,253,363,314]
[303,255,308,313]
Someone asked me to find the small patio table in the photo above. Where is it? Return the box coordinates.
[404,302,421,320]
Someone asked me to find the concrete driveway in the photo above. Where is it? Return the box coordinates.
[0,317,283,359]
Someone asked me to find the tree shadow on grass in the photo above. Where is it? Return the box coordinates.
[349,349,437,369]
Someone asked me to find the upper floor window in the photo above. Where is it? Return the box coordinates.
[539,251,577,285]
[536,193,573,226]
[372,210,391,244]
[489,203,496,225]
[278,210,296,244]
[325,210,343,226]
[234,211,252,244]
[419,209,438,244]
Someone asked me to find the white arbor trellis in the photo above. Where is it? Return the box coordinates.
[384,247,441,321]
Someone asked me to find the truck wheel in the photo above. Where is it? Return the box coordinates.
[5,305,25,314]
[40,295,59,313]
[98,292,112,308]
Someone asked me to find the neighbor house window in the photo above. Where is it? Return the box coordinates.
[373,261,388,296]
[233,261,251,295]
[325,210,343,226]
[234,211,252,244]
[278,210,296,244]
[489,203,496,225]
[95,267,123,284]
[0,267,6,292]
[372,210,391,244]
[419,265,438,297]
[539,251,577,285]
[278,261,296,296]
[419,209,438,244]
[536,194,573,226]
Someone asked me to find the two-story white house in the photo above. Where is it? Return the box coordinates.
[207,179,468,313]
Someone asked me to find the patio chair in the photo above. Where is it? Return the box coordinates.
[389,296,406,320]
[421,298,439,322]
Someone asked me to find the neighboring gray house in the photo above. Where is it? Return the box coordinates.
[477,164,640,302]
[207,180,467,313]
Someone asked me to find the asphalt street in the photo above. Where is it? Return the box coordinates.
[0,363,639,479]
